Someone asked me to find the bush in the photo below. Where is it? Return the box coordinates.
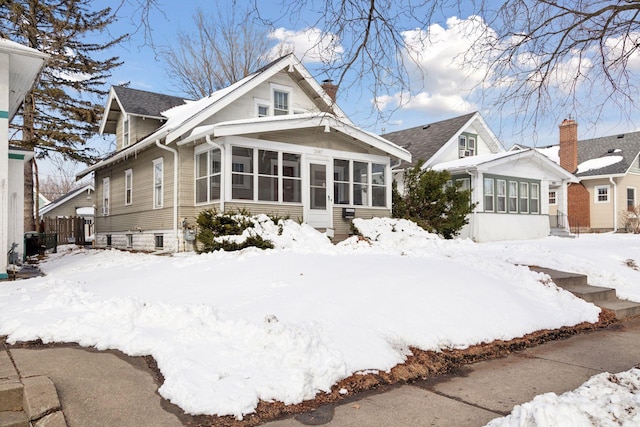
[393,161,476,239]
[195,209,274,252]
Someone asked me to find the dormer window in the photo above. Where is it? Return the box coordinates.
[123,116,130,147]
[459,133,476,157]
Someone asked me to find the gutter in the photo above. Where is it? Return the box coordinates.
[205,135,225,212]
[155,140,180,252]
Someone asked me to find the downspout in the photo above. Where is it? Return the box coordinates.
[610,176,618,231]
[155,140,179,252]
[205,135,225,212]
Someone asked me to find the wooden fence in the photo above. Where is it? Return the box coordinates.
[43,216,86,245]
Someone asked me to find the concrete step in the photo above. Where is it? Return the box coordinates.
[530,267,588,288]
[559,283,618,303]
[0,411,29,427]
[549,228,576,238]
[598,300,640,320]
[0,382,22,412]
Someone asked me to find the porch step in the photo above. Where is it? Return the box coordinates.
[549,227,576,238]
[530,266,640,320]
[0,411,29,427]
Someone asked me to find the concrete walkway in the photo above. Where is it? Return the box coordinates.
[3,317,640,427]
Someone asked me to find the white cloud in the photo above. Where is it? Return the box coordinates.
[268,27,343,64]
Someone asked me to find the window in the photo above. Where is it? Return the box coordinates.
[123,116,130,147]
[153,158,163,209]
[258,150,279,201]
[102,177,110,216]
[458,133,477,157]
[154,234,163,249]
[353,161,369,206]
[124,169,133,206]
[258,104,269,117]
[549,190,557,206]
[282,153,301,202]
[371,163,386,207]
[195,149,221,203]
[106,234,112,246]
[273,90,289,115]
[508,181,518,212]
[627,187,636,211]
[484,177,494,212]
[496,179,507,212]
[595,185,610,203]
[530,183,540,214]
[519,182,529,213]
[231,147,254,200]
[126,234,133,248]
[334,159,350,205]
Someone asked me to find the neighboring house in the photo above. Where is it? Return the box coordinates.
[383,112,577,242]
[78,54,411,252]
[527,119,640,232]
[39,184,95,242]
[0,39,48,278]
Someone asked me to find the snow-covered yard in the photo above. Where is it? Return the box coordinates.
[0,217,638,420]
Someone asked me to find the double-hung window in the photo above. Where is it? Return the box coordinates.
[124,169,133,206]
[628,187,636,211]
[273,90,289,115]
[153,158,163,209]
[484,177,494,212]
[102,177,110,216]
[123,116,130,147]
[195,149,221,203]
[530,183,540,214]
[496,179,507,212]
[595,185,610,203]
[519,182,529,213]
[508,181,518,212]
[459,133,477,157]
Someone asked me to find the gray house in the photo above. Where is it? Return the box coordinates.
[79,54,411,251]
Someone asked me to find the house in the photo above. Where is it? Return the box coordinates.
[0,39,48,278]
[78,54,411,251]
[382,112,577,242]
[39,184,95,243]
[532,119,640,233]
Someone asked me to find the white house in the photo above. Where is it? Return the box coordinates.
[383,112,577,242]
[0,39,48,279]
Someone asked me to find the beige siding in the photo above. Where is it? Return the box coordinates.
[332,207,390,239]
[42,190,94,218]
[95,144,174,233]
[115,114,164,151]
[586,174,640,230]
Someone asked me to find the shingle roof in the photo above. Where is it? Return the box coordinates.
[381,112,477,168]
[576,131,640,177]
[112,86,188,117]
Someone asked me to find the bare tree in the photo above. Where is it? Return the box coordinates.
[163,5,273,99]
[253,0,640,129]
[39,155,88,202]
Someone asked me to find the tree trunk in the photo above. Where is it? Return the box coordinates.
[23,91,36,232]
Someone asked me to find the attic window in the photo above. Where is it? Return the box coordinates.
[271,83,292,116]
[123,116,130,147]
[459,133,476,157]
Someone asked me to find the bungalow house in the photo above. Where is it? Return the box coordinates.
[528,119,640,233]
[382,112,577,242]
[78,54,411,251]
[39,184,95,243]
[0,39,48,278]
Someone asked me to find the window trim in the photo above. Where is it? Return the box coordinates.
[458,132,477,158]
[254,98,270,117]
[594,185,610,204]
[627,187,636,211]
[519,182,529,213]
[195,148,222,204]
[508,181,518,213]
[484,177,495,212]
[484,174,541,214]
[124,169,133,206]
[496,179,507,213]
[530,182,540,214]
[549,190,557,206]
[153,158,163,209]
[271,83,292,116]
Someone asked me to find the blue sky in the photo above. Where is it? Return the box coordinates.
[41,0,640,179]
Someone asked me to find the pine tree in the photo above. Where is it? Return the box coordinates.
[1,0,124,230]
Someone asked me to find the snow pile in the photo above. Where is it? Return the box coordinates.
[576,155,623,173]
[486,368,640,426]
[1,218,634,419]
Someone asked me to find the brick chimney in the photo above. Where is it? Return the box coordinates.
[559,119,578,172]
[321,79,337,102]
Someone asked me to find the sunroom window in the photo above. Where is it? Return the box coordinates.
[231,147,253,200]
[353,161,368,206]
[195,149,221,203]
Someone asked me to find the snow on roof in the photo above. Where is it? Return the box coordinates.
[431,151,520,170]
[535,145,560,164]
[576,155,623,174]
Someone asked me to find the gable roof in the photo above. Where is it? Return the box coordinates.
[575,131,640,178]
[432,149,578,182]
[99,86,188,134]
[164,54,350,144]
[381,112,504,169]
[39,184,94,217]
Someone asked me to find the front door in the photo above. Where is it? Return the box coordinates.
[305,160,332,229]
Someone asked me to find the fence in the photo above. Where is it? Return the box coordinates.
[43,216,86,245]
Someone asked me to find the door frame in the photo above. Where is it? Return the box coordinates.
[304,156,333,231]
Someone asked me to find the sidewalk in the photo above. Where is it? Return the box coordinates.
[3,317,640,427]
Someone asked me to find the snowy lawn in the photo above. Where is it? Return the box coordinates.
[486,368,640,426]
[0,217,637,419]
